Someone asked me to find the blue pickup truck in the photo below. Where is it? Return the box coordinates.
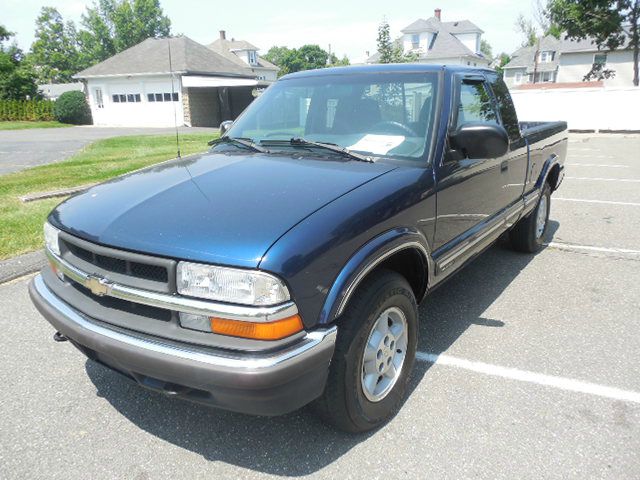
[30,64,566,432]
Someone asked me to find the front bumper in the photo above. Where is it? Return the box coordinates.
[29,274,337,416]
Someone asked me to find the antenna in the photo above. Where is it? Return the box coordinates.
[167,37,181,159]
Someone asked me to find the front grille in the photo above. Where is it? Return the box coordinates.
[71,282,172,322]
[64,241,169,283]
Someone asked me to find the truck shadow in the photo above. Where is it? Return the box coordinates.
[85,221,558,476]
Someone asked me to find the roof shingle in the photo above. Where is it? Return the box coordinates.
[74,36,251,78]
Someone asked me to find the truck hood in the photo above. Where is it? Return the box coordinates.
[50,151,395,268]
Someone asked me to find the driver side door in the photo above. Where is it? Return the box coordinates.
[432,74,508,274]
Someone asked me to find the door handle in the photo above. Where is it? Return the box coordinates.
[500,160,509,172]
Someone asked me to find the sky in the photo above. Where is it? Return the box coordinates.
[3,0,537,63]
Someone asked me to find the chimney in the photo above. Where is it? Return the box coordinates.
[434,8,441,20]
[219,30,226,40]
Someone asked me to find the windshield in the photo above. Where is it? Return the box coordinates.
[225,72,439,161]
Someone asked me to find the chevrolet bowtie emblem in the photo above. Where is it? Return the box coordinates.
[85,275,110,297]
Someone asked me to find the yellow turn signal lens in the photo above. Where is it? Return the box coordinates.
[210,315,304,340]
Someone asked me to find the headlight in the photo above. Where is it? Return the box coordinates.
[177,261,290,306]
[44,222,61,256]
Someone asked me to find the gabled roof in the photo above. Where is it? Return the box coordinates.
[368,16,485,63]
[503,32,633,71]
[208,38,278,71]
[209,38,258,51]
[442,20,484,34]
[401,17,483,34]
[502,36,562,70]
[559,32,632,53]
[74,36,251,79]
[401,18,440,33]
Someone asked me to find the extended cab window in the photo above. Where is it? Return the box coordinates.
[455,81,498,128]
[486,73,521,142]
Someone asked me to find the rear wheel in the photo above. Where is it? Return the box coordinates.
[510,182,551,253]
[314,270,418,432]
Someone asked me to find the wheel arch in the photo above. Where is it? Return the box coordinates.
[318,228,433,325]
[536,153,564,192]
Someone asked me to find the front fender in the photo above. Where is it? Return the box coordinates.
[318,228,433,325]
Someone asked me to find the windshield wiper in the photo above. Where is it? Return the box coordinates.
[261,137,375,163]
[208,136,270,154]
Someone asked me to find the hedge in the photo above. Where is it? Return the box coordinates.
[0,100,55,121]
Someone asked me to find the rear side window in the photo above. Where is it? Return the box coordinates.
[455,81,498,128]
[486,73,521,142]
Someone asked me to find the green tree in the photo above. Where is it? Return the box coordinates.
[548,0,639,86]
[78,0,171,65]
[280,45,329,75]
[515,14,538,47]
[0,25,11,42]
[29,7,82,83]
[376,20,417,63]
[480,39,493,60]
[0,25,39,100]
[263,46,292,67]
[495,52,511,75]
[329,53,350,66]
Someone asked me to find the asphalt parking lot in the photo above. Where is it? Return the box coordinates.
[0,126,217,175]
[1,134,639,479]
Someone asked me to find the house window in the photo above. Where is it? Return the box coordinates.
[514,72,523,85]
[112,93,141,103]
[539,51,555,63]
[248,50,257,65]
[147,92,179,102]
[533,71,554,83]
[94,88,103,108]
[594,53,607,66]
[411,34,420,49]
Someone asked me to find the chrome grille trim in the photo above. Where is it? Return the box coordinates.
[46,248,298,322]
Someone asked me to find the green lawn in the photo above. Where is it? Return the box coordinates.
[0,121,73,130]
[0,132,215,259]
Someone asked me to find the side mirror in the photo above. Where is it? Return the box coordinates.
[449,123,509,159]
[219,120,233,136]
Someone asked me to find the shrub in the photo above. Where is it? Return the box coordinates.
[0,100,55,121]
[54,91,92,125]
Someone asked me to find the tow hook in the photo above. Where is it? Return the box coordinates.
[53,331,68,342]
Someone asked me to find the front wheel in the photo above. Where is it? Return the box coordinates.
[509,182,551,253]
[314,269,418,432]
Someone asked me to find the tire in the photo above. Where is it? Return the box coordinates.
[509,182,551,253]
[314,269,418,433]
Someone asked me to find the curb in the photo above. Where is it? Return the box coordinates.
[0,250,46,284]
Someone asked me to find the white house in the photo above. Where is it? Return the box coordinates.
[367,9,490,67]
[503,34,636,88]
[208,31,278,82]
[74,36,273,127]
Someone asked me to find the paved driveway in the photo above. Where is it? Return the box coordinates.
[1,134,639,479]
[0,126,217,175]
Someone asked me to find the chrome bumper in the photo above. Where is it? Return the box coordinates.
[29,274,338,415]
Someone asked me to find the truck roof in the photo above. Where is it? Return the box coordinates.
[280,63,495,80]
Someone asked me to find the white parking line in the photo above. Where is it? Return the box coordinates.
[545,241,640,257]
[416,352,640,404]
[565,176,640,183]
[566,163,629,168]
[555,197,640,207]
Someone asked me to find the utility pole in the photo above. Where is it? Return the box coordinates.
[532,36,541,84]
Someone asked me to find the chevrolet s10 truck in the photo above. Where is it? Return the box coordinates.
[30,65,567,432]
